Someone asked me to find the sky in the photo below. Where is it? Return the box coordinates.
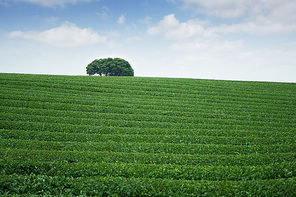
[0,0,296,82]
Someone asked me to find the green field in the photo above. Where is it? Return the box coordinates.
[0,73,295,196]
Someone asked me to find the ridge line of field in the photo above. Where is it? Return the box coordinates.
[1,83,295,107]
[2,74,295,98]
[1,138,295,155]
[1,159,295,181]
[1,148,295,166]
[1,104,295,125]
[1,108,295,130]
[1,120,295,140]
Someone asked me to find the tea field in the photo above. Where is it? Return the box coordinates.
[0,73,295,196]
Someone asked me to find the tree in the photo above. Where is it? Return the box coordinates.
[86,58,134,76]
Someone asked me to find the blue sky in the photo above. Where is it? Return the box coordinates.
[1,0,296,82]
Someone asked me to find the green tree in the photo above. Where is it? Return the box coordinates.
[86,63,98,75]
[86,58,134,76]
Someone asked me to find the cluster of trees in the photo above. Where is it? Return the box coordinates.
[86,58,134,76]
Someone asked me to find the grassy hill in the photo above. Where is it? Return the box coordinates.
[0,73,295,196]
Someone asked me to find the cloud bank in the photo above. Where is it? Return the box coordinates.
[118,14,126,25]
[16,0,97,7]
[9,23,106,47]
[181,0,296,21]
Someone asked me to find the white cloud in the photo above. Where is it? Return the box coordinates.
[140,16,152,25]
[181,0,296,27]
[118,14,125,25]
[211,21,296,35]
[171,39,244,52]
[182,0,252,18]
[126,36,142,43]
[9,23,106,47]
[16,0,97,7]
[147,14,247,73]
[207,0,296,35]
[96,6,110,19]
[147,14,211,40]
[146,13,296,81]
[149,4,296,41]
[148,12,296,57]
[45,17,59,24]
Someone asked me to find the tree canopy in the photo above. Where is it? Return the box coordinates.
[86,58,134,76]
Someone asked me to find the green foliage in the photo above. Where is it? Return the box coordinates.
[86,57,134,76]
[0,73,295,196]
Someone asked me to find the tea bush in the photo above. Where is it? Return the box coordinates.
[0,73,295,196]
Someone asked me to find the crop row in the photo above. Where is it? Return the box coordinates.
[2,125,295,145]
[1,121,295,145]
[2,81,295,111]
[1,104,294,128]
[1,148,295,166]
[1,85,294,115]
[0,121,294,138]
[0,103,291,131]
[1,138,295,155]
[2,95,294,129]
[2,78,295,111]
[0,111,258,131]
[0,73,280,94]
[1,112,294,137]
[2,74,295,102]
[0,110,296,133]
[3,93,283,121]
[2,75,293,126]
[2,105,277,125]
[1,158,295,181]
[2,72,294,91]
[1,99,294,130]
[1,173,295,196]
[1,74,295,196]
